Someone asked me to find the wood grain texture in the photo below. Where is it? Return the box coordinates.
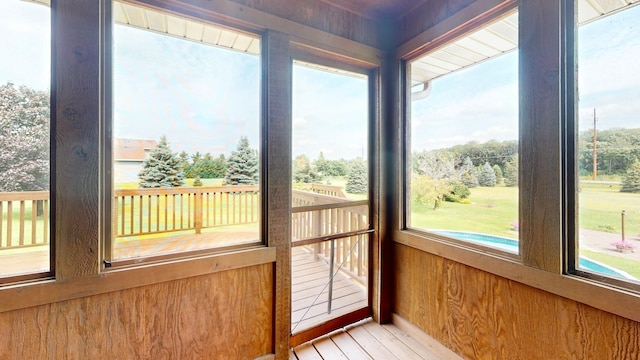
[232,0,381,48]
[393,243,640,359]
[0,264,273,359]
[53,0,102,279]
[264,31,293,359]
[519,0,562,272]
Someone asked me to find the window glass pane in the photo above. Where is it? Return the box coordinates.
[576,1,640,282]
[407,10,519,254]
[112,2,261,261]
[291,62,369,333]
[0,0,51,278]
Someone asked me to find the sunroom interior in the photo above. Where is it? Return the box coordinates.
[2,0,640,359]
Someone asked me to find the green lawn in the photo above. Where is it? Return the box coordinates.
[410,186,519,239]
[579,182,640,235]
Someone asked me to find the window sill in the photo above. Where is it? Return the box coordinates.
[394,230,640,323]
[0,246,276,314]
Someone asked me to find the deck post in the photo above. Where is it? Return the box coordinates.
[194,190,203,234]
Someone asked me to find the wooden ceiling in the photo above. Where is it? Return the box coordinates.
[320,0,429,20]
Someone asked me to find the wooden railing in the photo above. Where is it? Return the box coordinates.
[0,191,49,249]
[292,190,369,285]
[114,186,259,237]
[1,186,368,284]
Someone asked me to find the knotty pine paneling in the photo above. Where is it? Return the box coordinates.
[0,264,273,360]
[393,243,640,359]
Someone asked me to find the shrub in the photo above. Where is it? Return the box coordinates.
[193,176,203,187]
[443,181,470,203]
[459,198,472,204]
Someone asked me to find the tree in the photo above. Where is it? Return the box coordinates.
[459,157,478,188]
[621,159,640,193]
[411,174,452,208]
[224,136,259,185]
[503,155,519,187]
[192,176,203,187]
[0,83,49,192]
[478,162,497,187]
[138,136,185,188]
[293,154,322,183]
[493,164,503,185]
[346,159,367,194]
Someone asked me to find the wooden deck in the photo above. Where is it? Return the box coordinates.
[291,246,367,333]
[291,319,463,360]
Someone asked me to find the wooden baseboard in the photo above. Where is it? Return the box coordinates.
[391,313,463,360]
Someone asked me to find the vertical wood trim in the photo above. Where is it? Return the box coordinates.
[264,31,292,359]
[53,0,102,279]
[374,54,399,323]
[519,0,562,272]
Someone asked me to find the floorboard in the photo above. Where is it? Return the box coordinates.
[292,319,463,360]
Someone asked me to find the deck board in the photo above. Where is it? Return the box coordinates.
[293,320,463,360]
[291,247,367,333]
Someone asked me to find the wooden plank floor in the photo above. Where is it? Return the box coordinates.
[291,319,463,360]
[292,247,367,333]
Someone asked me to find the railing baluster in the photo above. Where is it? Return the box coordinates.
[43,199,49,244]
[31,200,37,245]
[7,202,13,247]
[0,201,3,247]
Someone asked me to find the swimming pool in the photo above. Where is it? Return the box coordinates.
[432,230,637,280]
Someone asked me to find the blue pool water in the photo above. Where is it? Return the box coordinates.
[432,230,636,280]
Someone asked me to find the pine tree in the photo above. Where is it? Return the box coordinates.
[621,159,640,193]
[493,164,503,185]
[138,136,185,188]
[478,162,497,187]
[223,136,259,185]
[459,156,478,188]
[503,155,519,187]
[192,176,203,187]
[346,159,367,194]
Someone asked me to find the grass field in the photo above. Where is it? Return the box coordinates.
[410,186,519,239]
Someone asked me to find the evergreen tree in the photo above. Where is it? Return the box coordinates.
[294,154,322,183]
[138,136,185,188]
[223,136,259,185]
[346,159,367,194]
[621,159,640,193]
[503,155,519,187]
[493,164,503,185]
[459,157,478,188]
[192,176,203,187]
[478,162,497,187]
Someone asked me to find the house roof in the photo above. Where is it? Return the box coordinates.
[114,138,157,162]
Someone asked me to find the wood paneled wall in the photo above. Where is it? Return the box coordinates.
[0,264,273,359]
[393,243,640,359]
[231,0,381,48]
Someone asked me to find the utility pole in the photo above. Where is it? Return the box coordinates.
[593,108,597,181]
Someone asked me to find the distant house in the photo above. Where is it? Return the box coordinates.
[114,138,158,184]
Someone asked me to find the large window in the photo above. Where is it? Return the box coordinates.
[109,2,261,263]
[406,10,519,254]
[574,1,640,283]
[0,0,51,280]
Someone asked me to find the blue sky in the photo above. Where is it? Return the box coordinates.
[1,1,639,158]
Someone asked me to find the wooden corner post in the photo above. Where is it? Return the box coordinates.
[264,31,293,359]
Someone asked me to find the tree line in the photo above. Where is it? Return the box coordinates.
[411,140,518,207]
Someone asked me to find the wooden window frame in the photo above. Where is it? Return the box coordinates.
[395,0,640,324]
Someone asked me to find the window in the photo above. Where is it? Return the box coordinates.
[0,0,51,280]
[108,2,261,264]
[574,1,640,283]
[406,9,519,254]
